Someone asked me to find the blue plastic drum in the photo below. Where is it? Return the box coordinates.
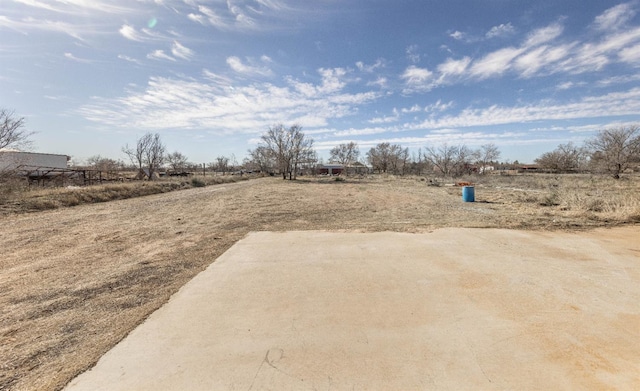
[462,186,475,202]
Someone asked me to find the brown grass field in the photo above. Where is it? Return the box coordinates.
[1,173,639,390]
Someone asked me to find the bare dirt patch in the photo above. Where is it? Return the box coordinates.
[1,175,639,390]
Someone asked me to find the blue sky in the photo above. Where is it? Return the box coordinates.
[2,0,640,165]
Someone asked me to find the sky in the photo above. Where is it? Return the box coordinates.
[2,0,640,165]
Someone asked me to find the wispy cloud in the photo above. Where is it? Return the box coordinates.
[78,69,381,133]
[147,49,175,61]
[64,52,92,63]
[184,0,297,32]
[0,15,87,40]
[406,45,420,63]
[469,47,524,79]
[335,87,640,141]
[486,22,515,39]
[226,56,273,77]
[593,1,636,31]
[11,0,133,15]
[171,41,194,60]
[403,4,640,93]
[118,54,142,64]
[356,59,385,73]
[119,24,145,41]
[401,66,434,93]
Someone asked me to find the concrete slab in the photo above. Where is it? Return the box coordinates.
[65,228,640,390]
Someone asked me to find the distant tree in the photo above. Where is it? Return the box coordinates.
[535,142,588,172]
[215,156,230,175]
[586,125,640,179]
[258,124,314,180]
[247,146,275,173]
[86,155,124,172]
[367,143,391,173]
[122,132,166,180]
[424,144,474,177]
[330,142,360,166]
[166,151,189,172]
[477,143,501,174]
[0,109,32,150]
[365,143,410,175]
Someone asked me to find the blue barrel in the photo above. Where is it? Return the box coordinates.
[462,186,475,202]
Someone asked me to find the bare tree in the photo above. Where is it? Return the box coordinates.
[288,125,314,179]
[1,109,32,150]
[86,155,124,172]
[477,143,501,174]
[330,142,360,165]
[586,125,640,179]
[122,133,166,180]
[535,142,588,172]
[247,146,275,173]
[259,124,314,180]
[215,156,230,175]
[166,151,189,172]
[424,144,474,177]
[367,143,391,173]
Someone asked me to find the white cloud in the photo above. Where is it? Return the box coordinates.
[449,31,466,41]
[436,56,471,84]
[593,2,636,32]
[0,16,86,40]
[317,67,348,94]
[486,22,515,39]
[171,41,194,60]
[147,50,175,61]
[523,22,564,48]
[401,105,421,114]
[356,59,385,73]
[187,13,206,24]
[119,24,145,41]
[406,45,420,63]
[328,87,640,143]
[619,44,640,65]
[401,66,434,92]
[469,47,524,79]
[64,52,91,63]
[118,54,141,64]
[12,0,132,15]
[597,73,640,86]
[226,56,273,77]
[555,81,587,90]
[367,77,388,88]
[79,72,381,133]
[369,108,400,124]
[414,87,640,130]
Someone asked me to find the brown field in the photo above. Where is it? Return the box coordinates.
[1,174,639,390]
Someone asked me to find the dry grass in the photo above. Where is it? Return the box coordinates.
[1,174,639,390]
[0,175,253,215]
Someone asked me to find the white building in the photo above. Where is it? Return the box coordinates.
[0,150,69,171]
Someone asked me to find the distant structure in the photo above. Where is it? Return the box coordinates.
[0,150,69,171]
[0,150,75,185]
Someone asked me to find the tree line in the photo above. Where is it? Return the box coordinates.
[534,125,640,179]
[2,107,639,180]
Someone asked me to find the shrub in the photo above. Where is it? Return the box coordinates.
[191,177,206,187]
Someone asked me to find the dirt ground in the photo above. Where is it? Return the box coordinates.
[1,176,638,390]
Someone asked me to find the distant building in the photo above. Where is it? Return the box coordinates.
[0,150,70,172]
[318,164,344,175]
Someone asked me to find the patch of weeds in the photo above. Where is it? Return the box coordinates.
[540,191,560,206]
[191,177,206,187]
[586,199,604,212]
[334,176,345,182]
